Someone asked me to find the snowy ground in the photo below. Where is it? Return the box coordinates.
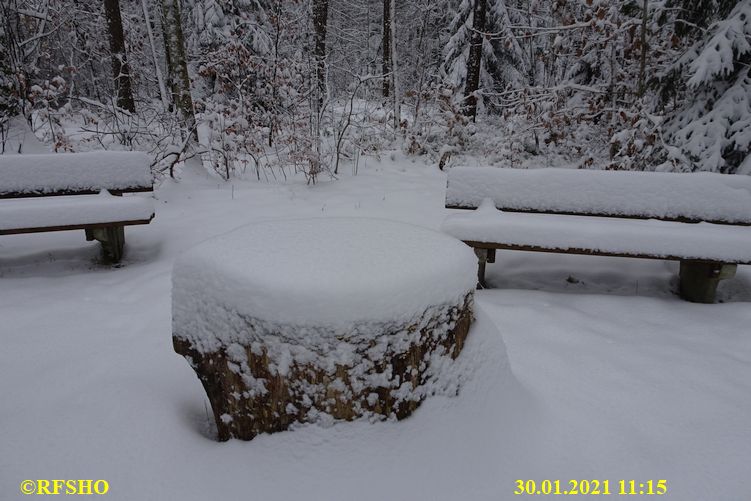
[1,156,750,500]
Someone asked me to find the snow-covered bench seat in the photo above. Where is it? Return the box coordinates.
[0,152,155,262]
[442,167,751,303]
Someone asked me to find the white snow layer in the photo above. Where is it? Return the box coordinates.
[0,191,155,231]
[442,200,751,263]
[173,218,478,352]
[0,151,152,195]
[0,116,48,155]
[3,160,751,501]
[445,166,751,224]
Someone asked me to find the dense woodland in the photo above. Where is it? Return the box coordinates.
[1,0,749,180]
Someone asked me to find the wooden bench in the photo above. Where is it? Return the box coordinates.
[0,152,155,263]
[442,167,751,303]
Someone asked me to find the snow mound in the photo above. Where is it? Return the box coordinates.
[0,151,152,196]
[173,218,478,353]
[442,208,751,263]
[0,116,47,155]
[446,167,751,224]
[0,191,155,232]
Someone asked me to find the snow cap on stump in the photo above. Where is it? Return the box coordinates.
[172,217,478,352]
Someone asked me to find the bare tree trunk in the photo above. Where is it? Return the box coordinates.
[312,0,329,107]
[382,0,391,97]
[389,0,400,131]
[161,0,195,135]
[160,3,174,101]
[527,0,535,87]
[103,0,136,113]
[638,0,649,98]
[608,18,618,126]
[269,3,283,147]
[463,0,486,121]
[411,5,430,132]
[141,0,169,109]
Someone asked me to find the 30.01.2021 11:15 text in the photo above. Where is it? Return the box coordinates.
[514,479,668,496]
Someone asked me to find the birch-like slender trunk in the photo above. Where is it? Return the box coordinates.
[141,0,169,109]
[389,0,400,131]
[161,0,195,135]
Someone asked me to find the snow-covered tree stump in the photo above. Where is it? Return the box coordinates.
[172,218,478,441]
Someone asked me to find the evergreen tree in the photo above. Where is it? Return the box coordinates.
[662,0,751,173]
[443,0,527,113]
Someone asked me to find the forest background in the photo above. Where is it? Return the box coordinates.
[1,0,749,181]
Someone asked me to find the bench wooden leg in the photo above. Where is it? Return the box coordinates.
[474,248,489,289]
[486,248,496,264]
[679,260,736,304]
[85,226,125,263]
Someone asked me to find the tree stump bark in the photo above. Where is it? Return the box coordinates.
[174,293,473,441]
[171,218,478,441]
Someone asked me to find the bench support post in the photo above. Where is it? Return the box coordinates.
[679,260,736,304]
[486,248,496,263]
[85,226,125,264]
[474,248,490,289]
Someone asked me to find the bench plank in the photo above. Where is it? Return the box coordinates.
[442,206,751,265]
[1,219,153,236]
[446,167,751,225]
[0,192,155,234]
[0,151,153,197]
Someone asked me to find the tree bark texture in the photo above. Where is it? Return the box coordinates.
[141,0,169,108]
[464,0,487,121]
[312,0,330,107]
[638,0,649,97]
[382,0,391,97]
[389,0,400,130]
[160,0,195,131]
[103,0,136,113]
[174,294,474,441]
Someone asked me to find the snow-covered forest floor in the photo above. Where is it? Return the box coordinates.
[1,157,750,500]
